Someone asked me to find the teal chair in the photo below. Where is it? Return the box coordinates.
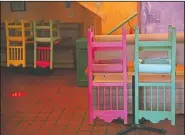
[134,25,176,125]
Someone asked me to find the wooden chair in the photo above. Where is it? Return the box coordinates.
[33,20,60,69]
[87,26,128,124]
[134,25,176,125]
[5,19,32,67]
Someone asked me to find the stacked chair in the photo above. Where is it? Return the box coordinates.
[5,19,32,67]
[87,27,128,124]
[117,25,176,135]
[33,20,60,70]
[134,25,176,125]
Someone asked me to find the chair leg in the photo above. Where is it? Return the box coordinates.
[88,86,93,125]
[124,112,128,124]
[23,63,25,68]
[135,119,139,124]
[171,115,175,126]
[89,117,93,125]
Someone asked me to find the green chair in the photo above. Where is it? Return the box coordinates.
[33,20,60,69]
[134,25,176,126]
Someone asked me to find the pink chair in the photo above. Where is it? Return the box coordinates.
[87,26,128,124]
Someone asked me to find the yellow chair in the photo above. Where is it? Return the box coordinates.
[5,19,32,67]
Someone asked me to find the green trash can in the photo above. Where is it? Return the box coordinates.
[76,38,88,87]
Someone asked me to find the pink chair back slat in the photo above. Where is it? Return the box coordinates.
[116,87,119,110]
[97,86,100,110]
[92,64,122,72]
[110,86,112,110]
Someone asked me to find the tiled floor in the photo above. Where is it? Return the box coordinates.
[1,68,184,135]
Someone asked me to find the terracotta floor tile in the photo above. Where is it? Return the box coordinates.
[34,116,48,121]
[106,122,122,135]
[23,113,39,121]
[10,116,23,123]
[92,126,107,135]
[29,103,44,113]
[37,121,56,135]
[178,125,184,135]
[4,120,19,135]
[78,130,92,135]
[176,114,184,126]
[95,119,107,126]
[13,121,32,135]
[63,123,80,135]
[47,112,62,121]
[116,126,136,135]
[50,125,67,135]
[135,130,150,135]
[91,131,107,135]
[69,110,86,123]
[41,103,56,113]
[149,120,178,135]
[80,125,93,131]
[22,121,43,135]
[107,129,119,135]
[37,112,51,116]
[80,112,94,131]
[57,107,76,126]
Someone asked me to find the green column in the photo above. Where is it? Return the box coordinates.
[76,38,88,87]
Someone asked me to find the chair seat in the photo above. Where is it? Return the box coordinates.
[139,58,171,73]
[36,61,50,68]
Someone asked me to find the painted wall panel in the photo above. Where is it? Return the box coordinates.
[140,2,184,34]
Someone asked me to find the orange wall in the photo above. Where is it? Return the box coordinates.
[79,2,138,34]
[1,2,101,36]
[1,2,138,36]
[1,2,46,21]
[1,2,85,22]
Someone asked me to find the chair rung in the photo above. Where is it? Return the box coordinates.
[35,26,50,29]
[92,64,123,72]
[139,46,171,51]
[92,42,122,48]
[8,46,23,49]
[139,82,172,86]
[8,25,22,29]
[37,47,50,50]
[139,41,171,47]
[8,37,23,42]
